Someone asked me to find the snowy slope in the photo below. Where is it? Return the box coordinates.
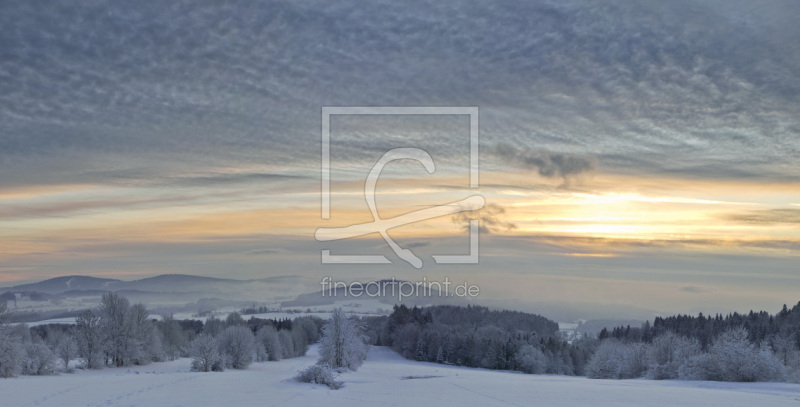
[2,345,800,407]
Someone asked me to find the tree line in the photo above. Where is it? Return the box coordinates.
[362,304,596,376]
[361,302,800,383]
[589,302,800,382]
[0,293,324,377]
[600,302,800,350]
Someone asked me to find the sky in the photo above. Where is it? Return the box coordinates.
[1,0,800,316]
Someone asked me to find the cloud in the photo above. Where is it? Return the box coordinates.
[243,248,281,256]
[405,241,431,249]
[490,143,596,184]
[162,172,308,188]
[723,209,800,225]
[451,203,517,234]
[1,0,799,189]
[2,0,800,315]
[680,286,710,294]
[515,234,800,253]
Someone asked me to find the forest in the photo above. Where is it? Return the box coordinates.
[362,302,800,383]
[363,304,595,375]
[3,296,800,384]
[586,301,800,381]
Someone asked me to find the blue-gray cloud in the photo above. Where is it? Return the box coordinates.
[681,286,710,294]
[491,143,596,183]
[1,0,799,189]
[451,203,517,234]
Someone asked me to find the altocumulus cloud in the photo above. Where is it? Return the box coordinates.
[1,0,799,190]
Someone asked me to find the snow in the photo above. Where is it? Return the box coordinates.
[25,317,78,327]
[20,300,389,327]
[2,345,800,407]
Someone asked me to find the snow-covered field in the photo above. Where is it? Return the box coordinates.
[3,345,800,407]
[27,305,384,327]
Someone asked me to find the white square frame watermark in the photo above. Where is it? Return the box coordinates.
[319,106,481,268]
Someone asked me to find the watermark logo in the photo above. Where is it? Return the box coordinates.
[316,107,483,268]
[320,277,480,302]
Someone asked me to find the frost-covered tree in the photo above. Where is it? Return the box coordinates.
[8,323,31,344]
[203,315,224,337]
[0,302,9,324]
[318,308,368,371]
[55,334,78,372]
[291,325,310,357]
[255,325,283,361]
[188,334,222,372]
[76,309,104,369]
[130,302,165,364]
[771,333,800,383]
[515,344,548,374]
[586,339,647,379]
[585,340,616,379]
[23,342,56,375]
[0,304,23,377]
[646,332,702,380]
[146,327,166,363]
[217,325,255,369]
[95,293,162,367]
[225,312,245,327]
[158,314,187,360]
[705,327,786,382]
[392,323,421,360]
[676,352,715,381]
[127,302,152,365]
[294,317,320,344]
[278,330,295,360]
[435,346,444,363]
[0,327,24,377]
[99,292,132,367]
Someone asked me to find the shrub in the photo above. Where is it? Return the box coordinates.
[294,364,343,389]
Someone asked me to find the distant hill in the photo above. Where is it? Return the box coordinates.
[115,274,243,294]
[0,274,307,297]
[0,275,121,294]
[0,274,312,322]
